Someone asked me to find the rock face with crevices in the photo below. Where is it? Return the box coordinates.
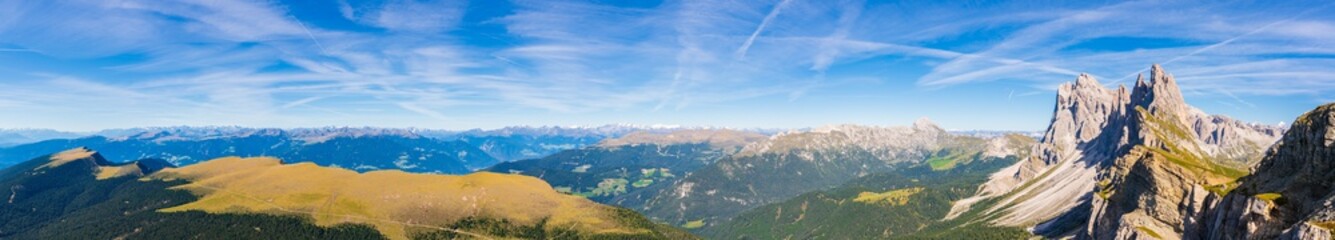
[967,73,1130,227]
[1079,64,1247,240]
[953,65,1286,238]
[1203,103,1335,240]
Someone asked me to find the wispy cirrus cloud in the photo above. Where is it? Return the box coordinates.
[736,0,793,59]
[339,0,467,33]
[908,0,1335,98]
[0,0,1328,130]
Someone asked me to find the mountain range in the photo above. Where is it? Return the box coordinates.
[0,129,87,147]
[0,129,495,174]
[486,118,1041,235]
[0,125,758,174]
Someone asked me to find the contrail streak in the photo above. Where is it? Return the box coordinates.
[735,0,794,59]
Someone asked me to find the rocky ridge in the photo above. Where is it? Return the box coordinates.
[951,65,1285,238]
[597,129,769,152]
[736,118,948,159]
[1203,103,1335,240]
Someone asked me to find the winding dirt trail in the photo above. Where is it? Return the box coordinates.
[8,185,17,204]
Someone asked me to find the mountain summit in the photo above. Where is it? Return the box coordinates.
[952,64,1286,238]
[1132,64,1190,119]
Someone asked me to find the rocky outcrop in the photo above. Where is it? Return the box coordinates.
[1192,114,1287,165]
[1204,103,1335,240]
[31,147,173,180]
[954,64,1285,237]
[736,117,948,159]
[969,73,1129,228]
[1080,66,1228,239]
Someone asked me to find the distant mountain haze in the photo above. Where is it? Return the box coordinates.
[0,125,771,174]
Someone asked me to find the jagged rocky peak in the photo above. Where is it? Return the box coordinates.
[1125,64,1283,162]
[912,117,942,131]
[955,64,1287,236]
[1131,64,1189,119]
[1205,103,1335,240]
[972,73,1127,199]
[963,73,1132,225]
[1074,72,1099,86]
[1071,65,1288,239]
[1052,73,1128,147]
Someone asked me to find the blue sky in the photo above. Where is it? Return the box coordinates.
[0,0,1332,131]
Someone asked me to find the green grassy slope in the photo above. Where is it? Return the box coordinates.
[0,149,695,240]
[0,152,386,239]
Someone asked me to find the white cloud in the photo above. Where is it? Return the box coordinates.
[0,0,1329,130]
[370,0,467,32]
[902,0,1335,102]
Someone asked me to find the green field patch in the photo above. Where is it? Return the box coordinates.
[1135,226,1164,239]
[632,179,654,188]
[588,178,628,197]
[1204,182,1239,196]
[926,157,957,171]
[1095,179,1113,200]
[1255,192,1283,204]
[659,168,676,178]
[1256,192,1284,209]
[853,187,924,206]
[682,220,705,229]
[925,149,978,171]
[1255,192,1282,201]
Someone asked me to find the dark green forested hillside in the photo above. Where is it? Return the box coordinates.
[703,152,1030,239]
[631,148,899,226]
[487,143,727,204]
